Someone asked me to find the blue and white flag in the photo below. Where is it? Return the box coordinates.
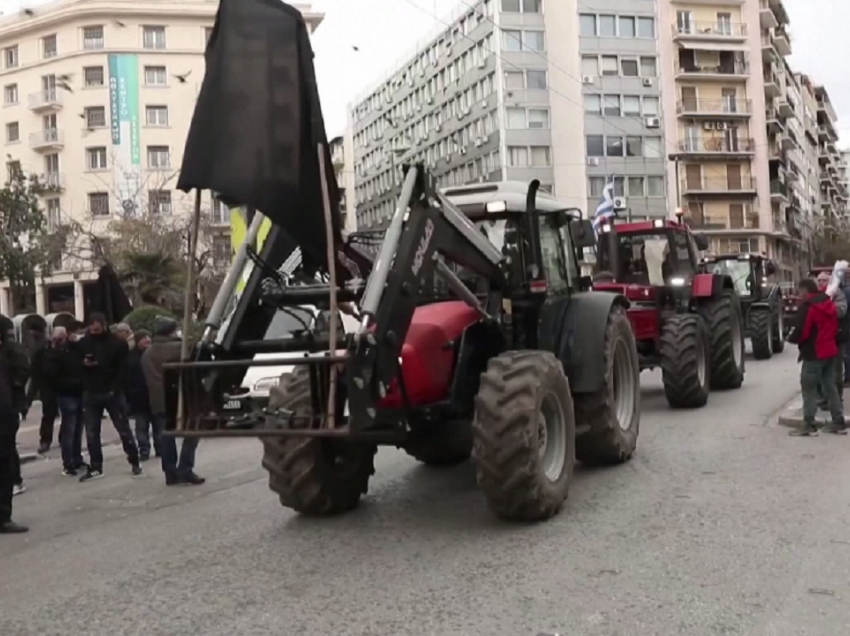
[592,178,616,228]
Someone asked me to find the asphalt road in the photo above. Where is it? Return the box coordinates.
[3,350,850,636]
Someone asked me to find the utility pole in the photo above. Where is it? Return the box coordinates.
[668,152,682,216]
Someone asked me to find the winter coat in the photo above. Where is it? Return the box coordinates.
[76,331,129,395]
[124,348,151,415]
[141,336,182,415]
[787,292,840,361]
[0,354,18,452]
[43,341,84,398]
[0,340,29,413]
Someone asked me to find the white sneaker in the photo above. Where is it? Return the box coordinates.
[12,484,26,497]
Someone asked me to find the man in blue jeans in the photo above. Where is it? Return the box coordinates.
[43,327,86,475]
[77,313,142,482]
[142,318,204,486]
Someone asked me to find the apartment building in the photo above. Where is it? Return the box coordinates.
[350,0,585,230]
[330,131,357,233]
[814,85,848,228]
[0,0,323,319]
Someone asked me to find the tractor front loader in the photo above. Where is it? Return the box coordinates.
[165,172,642,522]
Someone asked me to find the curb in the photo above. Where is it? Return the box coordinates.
[776,396,850,428]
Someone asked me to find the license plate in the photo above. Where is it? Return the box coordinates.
[223,399,242,410]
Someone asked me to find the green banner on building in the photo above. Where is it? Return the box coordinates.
[108,54,141,216]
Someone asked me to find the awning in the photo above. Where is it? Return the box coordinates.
[679,41,749,52]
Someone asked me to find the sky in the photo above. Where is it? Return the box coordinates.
[1,0,848,142]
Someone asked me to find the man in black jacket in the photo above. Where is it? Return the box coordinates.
[0,317,28,496]
[124,330,157,461]
[44,327,87,475]
[26,327,58,454]
[0,321,27,533]
[77,313,142,482]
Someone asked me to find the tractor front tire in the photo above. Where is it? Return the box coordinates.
[772,307,786,354]
[261,367,377,516]
[699,292,746,390]
[750,308,773,360]
[574,306,640,466]
[659,313,710,409]
[403,421,473,467]
[472,351,576,522]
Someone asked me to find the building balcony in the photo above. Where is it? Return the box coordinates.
[676,61,749,81]
[763,66,782,97]
[38,172,65,191]
[759,0,779,29]
[672,21,748,43]
[818,99,838,127]
[765,108,785,133]
[774,27,792,56]
[780,131,799,151]
[776,98,794,119]
[677,98,751,118]
[770,179,788,202]
[678,137,755,157]
[683,176,757,195]
[28,89,64,112]
[768,142,785,163]
[29,129,64,151]
[690,208,760,233]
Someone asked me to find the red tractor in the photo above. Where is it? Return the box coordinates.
[592,218,746,408]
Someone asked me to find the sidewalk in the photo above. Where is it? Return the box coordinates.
[777,392,850,427]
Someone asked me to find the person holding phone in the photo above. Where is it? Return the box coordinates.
[76,313,142,482]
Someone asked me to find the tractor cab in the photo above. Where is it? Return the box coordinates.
[701,254,777,302]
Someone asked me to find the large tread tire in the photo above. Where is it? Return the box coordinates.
[771,308,786,353]
[700,292,746,390]
[260,367,377,516]
[574,306,641,466]
[403,421,472,467]
[659,313,710,409]
[472,351,575,522]
[750,308,773,360]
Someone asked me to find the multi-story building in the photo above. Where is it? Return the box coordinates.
[350,0,585,230]
[814,85,847,226]
[330,131,357,233]
[0,0,323,319]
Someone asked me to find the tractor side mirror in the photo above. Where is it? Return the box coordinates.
[570,219,597,249]
[693,233,709,251]
[764,261,777,277]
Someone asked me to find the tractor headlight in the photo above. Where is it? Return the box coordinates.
[653,219,664,228]
[670,277,686,287]
[253,377,280,393]
[486,200,507,213]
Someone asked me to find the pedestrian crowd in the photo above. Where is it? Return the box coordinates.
[0,313,203,534]
[787,265,850,437]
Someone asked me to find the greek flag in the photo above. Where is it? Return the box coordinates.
[592,178,616,228]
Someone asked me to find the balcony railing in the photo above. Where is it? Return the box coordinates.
[677,61,749,78]
[690,211,760,231]
[759,0,779,29]
[28,88,63,110]
[673,22,747,38]
[684,177,756,192]
[774,28,792,56]
[39,172,64,190]
[29,128,64,150]
[678,137,756,154]
[770,179,788,199]
[677,98,751,116]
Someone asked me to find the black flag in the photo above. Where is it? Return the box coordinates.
[177,0,341,274]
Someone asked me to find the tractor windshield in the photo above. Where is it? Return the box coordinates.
[705,260,753,297]
[598,231,672,285]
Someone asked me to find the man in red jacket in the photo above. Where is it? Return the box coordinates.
[787,278,847,436]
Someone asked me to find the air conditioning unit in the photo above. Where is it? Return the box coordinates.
[427,96,434,104]
[385,96,393,104]
[703,121,715,131]
[613,197,627,211]
[435,124,442,132]
[460,146,468,155]
[645,117,661,128]
[587,157,600,166]
[480,99,488,109]
[582,75,595,85]
[642,78,653,87]
[474,138,483,147]
[715,121,727,130]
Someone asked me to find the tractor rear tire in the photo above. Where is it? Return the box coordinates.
[772,308,786,354]
[659,313,710,409]
[472,351,576,522]
[403,421,473,466]
[261,367,377,516]
[750,308,773,360]
[699,292,746,390]
[574,306,640,466]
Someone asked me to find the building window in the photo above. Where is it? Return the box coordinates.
[143,26,166,50]
[586,135,604,157]
[619,16,636,38]
[606,136,624,157]
[502,0,541,12]
[144,66,167,86]
[643,96,659,116]
[149,190,172,215]
[603,95,620,116]
[505,71,524,90]
[621,58,639,77]
[3,84,17,105]
[85,106,106,128]
[528,108,549,129]
[6,161,21,182]
[506,107,526,129]
[83,25,104,50]
[589,177,606,197]
[530,146,551,166]
[628,177,645,196]
[601,56,618,76]
[526,70,547,89]
[4,46,17,69]
[84,66,104,87]
[640,57,657,77]
[204,27,214,46]
[626,136,643,157]
[210,197,228,224]
[584,94,601,114]
[623,95,641,116]
[87,147,108,170]
[644,137,663,158]
[647,176,665,196]
[5,122,19,144]
[599,15,616,36]
[213,236,230,267]
[503,30,522,51]
[89,192,110,217]
[579,14,596,36]
[581,56,598,76]
[46,198,61,231]
[522,31,545,52]
[638,17,655,38]
[147,146,171,169]
[508,146,529,167]
[42,35,57,59]
[145,105,169,126]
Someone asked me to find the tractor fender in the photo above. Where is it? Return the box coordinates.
[543,291,630,395]
[692,272,733,298]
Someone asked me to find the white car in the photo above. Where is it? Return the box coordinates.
[232,305,359,412]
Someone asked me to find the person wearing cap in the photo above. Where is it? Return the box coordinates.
[142,317,204,486]
[0,319,27,533]
[76,313,142,482]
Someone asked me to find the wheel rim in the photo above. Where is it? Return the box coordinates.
[778,310,784,338]
[697,332,707,387]
[731,308,743,367]
[613,339,636,431]
[538,392,567,482]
